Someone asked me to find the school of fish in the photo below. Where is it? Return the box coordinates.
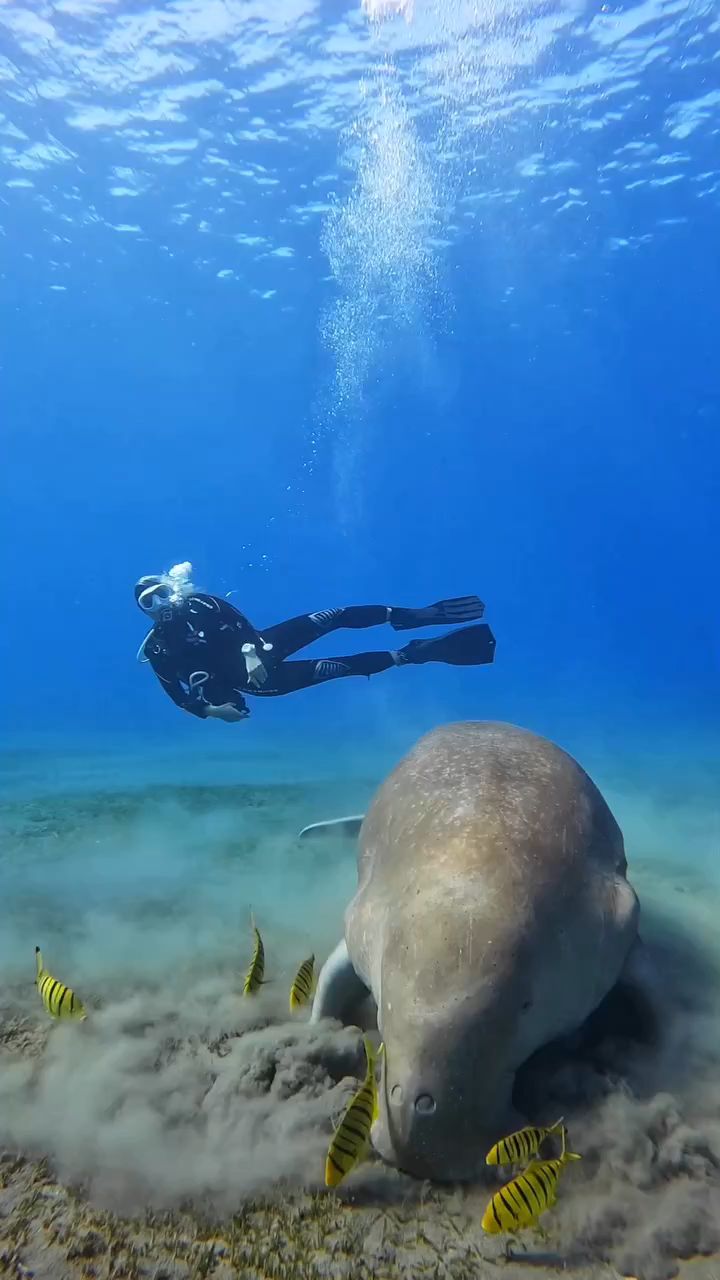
[482,1122,582,1235]
[34,920,583,1217]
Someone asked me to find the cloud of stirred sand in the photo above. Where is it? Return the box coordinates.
[0,785,365,1207]
[1,781,719,1279]
[0,1000,367,1211]
[513,913,720,1280]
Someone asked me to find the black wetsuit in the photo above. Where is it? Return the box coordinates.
[140,593,495,719]
[141,596,408,718]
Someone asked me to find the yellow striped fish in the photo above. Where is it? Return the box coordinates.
[289,955,315,1012]
[325,1036,384,1188]
[486,1117,565,1166]
[242,914,266,996]
[35,947,87,1021]
[481,1127,582,1235]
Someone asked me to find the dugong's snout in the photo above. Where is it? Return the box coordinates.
[371,1062,439,1179]
[371,1041,510,1182]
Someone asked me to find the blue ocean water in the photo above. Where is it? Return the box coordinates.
[2,0,718,761]
[1,0,719,1272]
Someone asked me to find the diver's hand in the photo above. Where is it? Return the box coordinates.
[205,703,250,723]
[242,643,268,688]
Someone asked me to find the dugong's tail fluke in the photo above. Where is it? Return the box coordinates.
[298,815,364,840]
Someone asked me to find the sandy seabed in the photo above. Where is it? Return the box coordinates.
[0,738,718,1280]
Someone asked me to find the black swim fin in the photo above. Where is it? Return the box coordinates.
[398,623,496,667]
[389,595,485,631]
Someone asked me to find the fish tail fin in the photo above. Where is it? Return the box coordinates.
[559,1126,581,1161]
[364,1036,384,1072]
[371,1041,384,1123]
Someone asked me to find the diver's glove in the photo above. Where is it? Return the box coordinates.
[205,702,250,723]
[242,641,273,688]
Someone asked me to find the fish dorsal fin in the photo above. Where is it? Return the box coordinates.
[35,946,43,980]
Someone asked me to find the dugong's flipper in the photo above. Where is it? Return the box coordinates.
[310,939,370,1025]
[576,937,660,1048]
[298,815,364,840]
[612,936,661,1042]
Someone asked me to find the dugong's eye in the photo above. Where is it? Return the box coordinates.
[415,1093,436,1115]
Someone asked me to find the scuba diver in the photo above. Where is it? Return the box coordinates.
[135,563,496,723]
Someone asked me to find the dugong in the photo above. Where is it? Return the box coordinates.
[310,721,641,1181]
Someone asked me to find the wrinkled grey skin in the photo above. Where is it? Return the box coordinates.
[310,721,640,1182]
